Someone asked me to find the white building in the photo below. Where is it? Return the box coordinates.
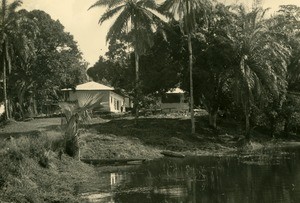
[158,88,189,113]
[61,81,131,113]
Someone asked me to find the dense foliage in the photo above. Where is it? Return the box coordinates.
[0,6,87,120]
[87,1,300,138]
[89,0,167,120]
[1,0,300,138]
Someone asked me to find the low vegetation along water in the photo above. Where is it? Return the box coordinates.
[81,146,300,203]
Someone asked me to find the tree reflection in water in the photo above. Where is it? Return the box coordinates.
[83,147,300,203]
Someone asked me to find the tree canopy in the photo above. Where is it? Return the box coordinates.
[87,2,300,138]
[0,8,87,120]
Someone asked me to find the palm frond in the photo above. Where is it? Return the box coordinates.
[98,5,124,24]
[137,0,157,10]
[88,0,123,10]
[158,0,179,14]
[159,0,211,34]
[59,92,106,122]
[77,91,105,109]
[134,6,158,32]
[229,4,291,110]
[106,8,131,42]
[58,102,78,120]
[8,0,22,14]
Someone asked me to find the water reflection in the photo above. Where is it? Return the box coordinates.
[110,173,123,188]
[83,147,300,203]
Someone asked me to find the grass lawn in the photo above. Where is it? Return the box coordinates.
[0,117,62,140]
[0,112,239,160]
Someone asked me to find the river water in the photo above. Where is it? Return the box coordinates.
[81,146,300,203]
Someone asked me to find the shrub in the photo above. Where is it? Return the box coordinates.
[0,134,90,203]
[289,112,300,134]
[0,140,24,178]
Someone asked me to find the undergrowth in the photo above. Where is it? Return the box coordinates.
[0,134,95,203]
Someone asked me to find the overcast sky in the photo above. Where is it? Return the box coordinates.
[21,0,300,67]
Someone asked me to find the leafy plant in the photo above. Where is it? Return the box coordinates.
[59,92,106,159]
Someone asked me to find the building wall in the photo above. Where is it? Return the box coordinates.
[109,91,125,113]
[68,90,124,112]
[158,93,189,113]
[124,97,133,109]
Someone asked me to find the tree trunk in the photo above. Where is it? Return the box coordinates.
[64,113,80,160]
[188,34,195,134]
[134,51,140,122]
[284,118,290,135]
[245,109,250,140]
[17,84,27,120]
[33,95,38,115]
[270,118,276,138]
[2,44,9,120]
[32,87,38,115]
[8,99,12,119]
[209,111,218,129]
[240,55,251,140]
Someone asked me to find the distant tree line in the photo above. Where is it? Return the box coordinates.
[88,0,300,139]
[0,0,87,121]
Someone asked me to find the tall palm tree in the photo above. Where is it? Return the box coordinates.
[89,0,165,120]
[229,6,290,139]
[0,0,22,120]
[159,0,211,134]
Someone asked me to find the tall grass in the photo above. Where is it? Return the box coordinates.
[0,133,95,203]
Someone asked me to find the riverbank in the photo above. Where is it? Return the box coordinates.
[80,115,237,160]
[0,113,299,202]
[80,113,300,159]
[0,134,97,202]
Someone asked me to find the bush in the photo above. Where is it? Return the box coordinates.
[0,134,64,195]
[0,134,92,203]
[289,112,300,134]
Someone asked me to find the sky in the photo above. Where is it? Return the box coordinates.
[21,0,300,67]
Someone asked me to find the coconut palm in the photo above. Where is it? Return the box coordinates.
[159,0,211,134]
[229,6,290,139]
[89,0,165,120]
[0,0,23,120]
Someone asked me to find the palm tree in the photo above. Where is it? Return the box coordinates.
[59,92,106,160]
[229,6,290,139]
[89,0,165,120]
[0,0,22,120]
[273,5,300,91]
[159,0,211,134]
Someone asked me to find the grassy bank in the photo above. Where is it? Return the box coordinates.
[80,115,238,160]
[0,134,97,203]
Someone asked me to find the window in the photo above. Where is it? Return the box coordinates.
[113,99,121,110]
